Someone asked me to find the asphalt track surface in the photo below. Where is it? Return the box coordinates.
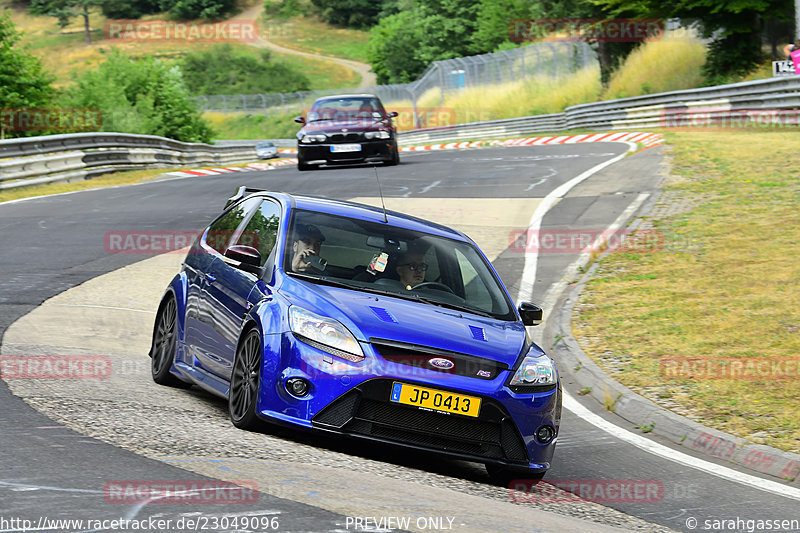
[1,145,799,533]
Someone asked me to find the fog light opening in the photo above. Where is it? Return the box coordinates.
[286,377,310,397]
[536,425,555,444]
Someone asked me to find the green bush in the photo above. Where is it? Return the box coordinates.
[180,44,310,95]
[64,49,213,142]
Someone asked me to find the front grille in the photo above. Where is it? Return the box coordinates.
[370,338,509,381]
[312,379,528,464]
[328,132,362,142]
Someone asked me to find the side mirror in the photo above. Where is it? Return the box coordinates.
[294,116,306,124]
[518,302,543,326]
[387,111,398,118]
[225,245,262,274]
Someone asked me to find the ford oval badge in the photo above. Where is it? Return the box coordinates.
[428,357,455,370]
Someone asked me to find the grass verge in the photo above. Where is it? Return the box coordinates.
[573,130,800,453]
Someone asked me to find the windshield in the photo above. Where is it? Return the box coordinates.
[283,209,515,320]
[308,97,385,122]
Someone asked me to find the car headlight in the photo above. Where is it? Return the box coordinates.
[289,306,364,362]
[509,352,557,387]
[300,134,327,143]
[364,131,391,140]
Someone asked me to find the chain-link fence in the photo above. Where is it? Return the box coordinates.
[194,41,597,127]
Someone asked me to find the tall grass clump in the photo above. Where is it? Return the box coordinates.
[406,66,601,127]
[602,31,706,100]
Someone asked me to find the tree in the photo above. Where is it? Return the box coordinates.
[593,0,794,81]
[368,10,428,83]
[471,0,536,53]
[310,0,383,28]
[29,0,103,44]
[64,49,213,142]
[0,11,56,138]
[368,0,486,84]
[160,0,236,19]
[99,0,161,19]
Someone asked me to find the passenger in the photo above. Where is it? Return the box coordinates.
[291,224,326,272]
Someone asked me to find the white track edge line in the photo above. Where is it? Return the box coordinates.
[563,393,800,501]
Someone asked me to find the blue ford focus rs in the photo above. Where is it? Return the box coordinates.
[149,187,561,480]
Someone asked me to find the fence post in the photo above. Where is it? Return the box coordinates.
[545,42,557,79]
[407,87,420,129]
[437,63,446,105]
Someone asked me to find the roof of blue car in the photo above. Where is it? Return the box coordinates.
[275,193,468,241]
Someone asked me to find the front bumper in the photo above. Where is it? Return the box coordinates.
[256,333,560,470]
[297,140,396,164]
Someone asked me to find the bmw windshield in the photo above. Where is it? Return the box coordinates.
[283,209,516,321]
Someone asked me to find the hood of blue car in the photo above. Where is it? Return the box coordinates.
[279,277,527,367]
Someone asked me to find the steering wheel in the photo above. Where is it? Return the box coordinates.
[412,281,454,294]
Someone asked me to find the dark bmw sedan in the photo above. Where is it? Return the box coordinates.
[294,94,400,171]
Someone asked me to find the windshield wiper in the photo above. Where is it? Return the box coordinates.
[287,272,403,298]
[405,294,497,319]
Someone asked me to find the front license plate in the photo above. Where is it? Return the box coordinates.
[390,382,481,417]
[331,144,362,153]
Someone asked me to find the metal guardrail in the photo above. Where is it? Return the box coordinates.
[0,133,257,190]
[2,77,798,190]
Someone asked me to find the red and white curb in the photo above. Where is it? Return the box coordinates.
[165,132,663,176]
[165,166,259,178]
[400,131,663,151]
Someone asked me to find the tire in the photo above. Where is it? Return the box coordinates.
[150,296,191,388]
[229,329,263,430]
[385,145,400,166]
[485,463,546,486]
[297,155,316,171]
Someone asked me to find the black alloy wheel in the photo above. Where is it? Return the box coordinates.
[229,329,263,430]
[150,297,190,388]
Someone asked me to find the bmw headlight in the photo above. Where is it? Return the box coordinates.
[509,351,557,388]
[289,306,364,362]
[300,134,327,143]
[364,131,391,140]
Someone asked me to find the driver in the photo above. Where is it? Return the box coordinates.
[291,224,326,272]
[395,251,427,289]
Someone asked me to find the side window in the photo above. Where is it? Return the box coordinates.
[236,200,281,266]
[455,249,492,310]
[205,197,260,254]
